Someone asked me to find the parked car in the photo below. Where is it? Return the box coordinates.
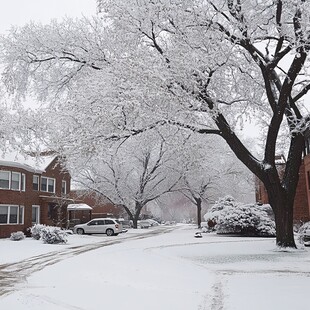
[303,229,310,246]
[138,220,151,229]
[118,219,132,229]
[137,219,160,229]
[73,218,122,236]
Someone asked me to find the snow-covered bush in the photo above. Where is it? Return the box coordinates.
[204,196,237,231]
[297,221,310,235]
[10,231,25,241]
[297,221,310,244]
[30,224,47,240]
[30,224,68,244]
[204,197,276,237]
[40,226,68,244]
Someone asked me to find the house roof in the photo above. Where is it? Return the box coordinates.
[0,150,56,173]
[67,203,93,211]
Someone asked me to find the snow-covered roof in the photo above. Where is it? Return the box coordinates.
[67,203,93,211]
[0,150,56,173]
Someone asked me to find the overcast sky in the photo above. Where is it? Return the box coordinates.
[0,0,96,34]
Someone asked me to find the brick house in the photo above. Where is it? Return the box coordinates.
[255,132,310,223]
[0,152,72,238]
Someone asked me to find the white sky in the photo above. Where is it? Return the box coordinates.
[0,0,97,34]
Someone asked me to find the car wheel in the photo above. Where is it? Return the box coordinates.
[76,228,84,235]
[106,228,114,236]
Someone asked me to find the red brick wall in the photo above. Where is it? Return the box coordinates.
[304,154,310,221]
[294,159,310,222]
[0,158,71,238]
[255,157,310,223]
[255,178,269,204]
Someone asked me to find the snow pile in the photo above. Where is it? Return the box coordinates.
[9,231,25,241]
[204,196,276,237]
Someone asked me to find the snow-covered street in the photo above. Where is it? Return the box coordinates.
[1,224,310,309]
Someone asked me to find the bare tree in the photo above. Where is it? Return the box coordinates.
[72,132,182,228]
[179,135,253,228]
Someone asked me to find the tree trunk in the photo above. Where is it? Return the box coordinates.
[132,214,139,229]
[120,202,144,229]
[267,188,297,248]
[274,206,295,248]
[195,197,202,229]
[121,204,135,228]
[132,201,144,229]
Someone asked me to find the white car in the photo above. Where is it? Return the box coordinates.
[303,229,310,246]
[73,218,122,236]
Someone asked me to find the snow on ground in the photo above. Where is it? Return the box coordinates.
[0,227,153,265]
[1,224,310,309]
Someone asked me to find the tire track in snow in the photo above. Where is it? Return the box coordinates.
[0,226,176,297]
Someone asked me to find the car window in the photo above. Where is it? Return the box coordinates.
[97,220,105,225]
[104,219,114,225]
[88,220,98,226]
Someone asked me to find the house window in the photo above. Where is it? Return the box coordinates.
[41,177,55,193]
[33,175,39,191]
[0,205,24,224]
[0,171,26,191]
[62,180,67,194]
[0,171,10,189]
[32,205,40,224]
[11,172,21,190]
[9,206,18,223]
[41,177,47,191]
[0,206,8,223]
[48,179,55,193]
[21,174,26,192]
[19,206,24,224]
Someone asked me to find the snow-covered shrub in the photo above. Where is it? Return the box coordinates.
[297,221,310,244]
[10,231,25,241]
[30,224,47,240]
[297,221,310,235]
[204,196,237,231]
[258,204,274,220]
[40,226,68,244]
[204,197,276,237]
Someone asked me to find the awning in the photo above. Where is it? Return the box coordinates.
[67,203,93,211]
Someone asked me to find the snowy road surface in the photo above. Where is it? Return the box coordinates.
[0,225,175,296]
[0,224,310,309]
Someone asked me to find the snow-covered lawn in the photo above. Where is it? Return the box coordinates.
[1,224,310,309]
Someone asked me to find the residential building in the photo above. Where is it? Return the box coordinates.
[0,152,72,238]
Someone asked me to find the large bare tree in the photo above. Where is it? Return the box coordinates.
[71,131,182,228]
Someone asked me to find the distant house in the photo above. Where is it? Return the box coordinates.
[255,131,310,223]
[0,151,72,238]
[70,190,125,221]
